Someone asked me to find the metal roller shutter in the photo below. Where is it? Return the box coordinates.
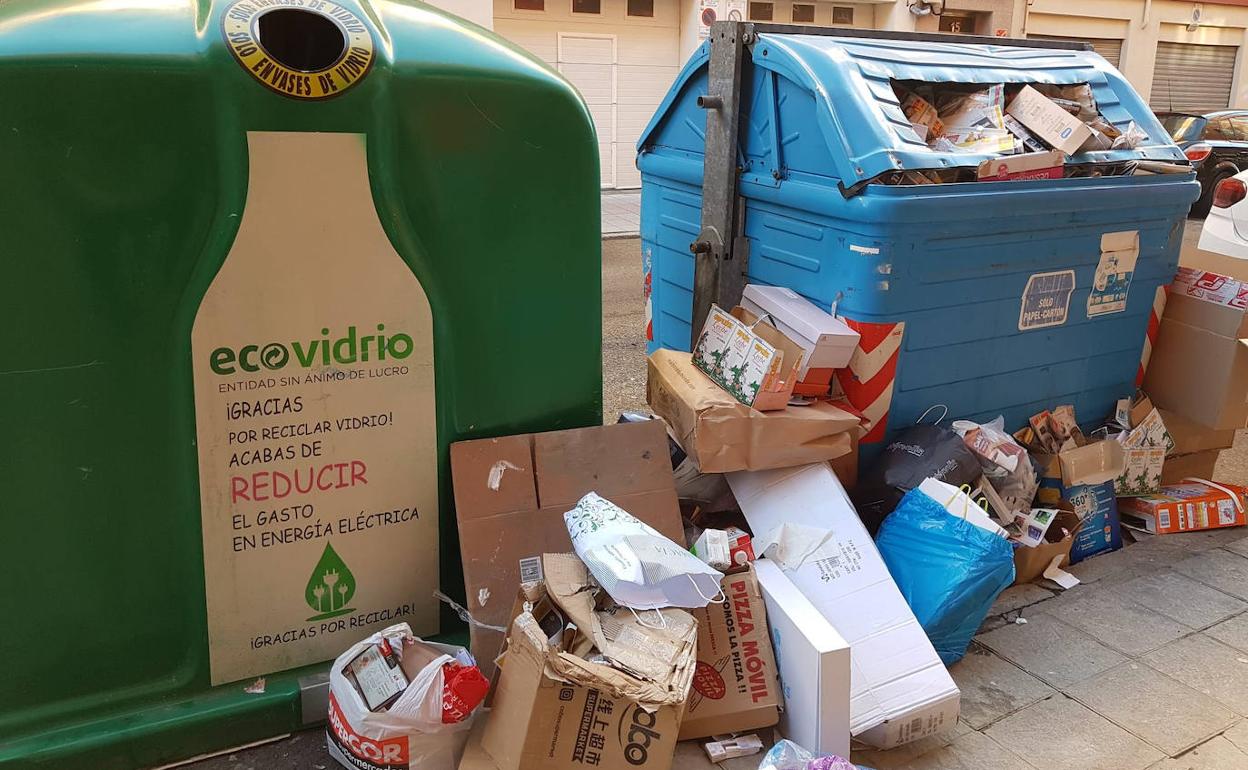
[1150,41,1238,113]
[1028,34,1122,69]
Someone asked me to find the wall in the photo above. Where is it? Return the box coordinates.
[428,0,495,28]
[1027,0,1248,106]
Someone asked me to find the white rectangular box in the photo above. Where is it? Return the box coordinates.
[727,463,960,749]
[754,558,851,759]
[741,285,860,372]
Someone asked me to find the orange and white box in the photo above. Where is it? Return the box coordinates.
[1119,480,1248,535]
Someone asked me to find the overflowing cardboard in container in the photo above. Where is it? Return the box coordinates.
[450,421,684,674]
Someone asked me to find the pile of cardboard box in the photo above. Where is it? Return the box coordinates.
[436,268,1247,770]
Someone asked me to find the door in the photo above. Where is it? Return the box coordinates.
[1151,41,1238,113]
[558,33,617,188]
[1027,34,1122,69]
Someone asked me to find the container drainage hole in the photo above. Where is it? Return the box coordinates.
[256,9,346,72]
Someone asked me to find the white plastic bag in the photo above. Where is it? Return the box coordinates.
[564,492,724,610]
[327,624,480,770]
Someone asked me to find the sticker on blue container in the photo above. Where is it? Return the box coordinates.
[1087,231,1139,318]
[1019,269,1076,331]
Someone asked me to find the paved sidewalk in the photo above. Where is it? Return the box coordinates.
[602,190,640,238]
[845,524,1248,770]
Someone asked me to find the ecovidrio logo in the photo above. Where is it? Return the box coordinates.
[209,324,414,375]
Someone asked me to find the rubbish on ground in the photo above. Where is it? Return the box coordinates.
[729,463,960,749]
[692,303,807,411]
[692,526,755,571]
[953,415,1039,515]
[1119,480,1248,535]
[876,487,1016,665]
[916,477,1009,538]
[1161,450,1223,485]
[565,492,724,610]
[1014,616,1029,625]
[741,284,860,396]
[450,420,685,675]
[481,554,695,770]
[1111,398,1171,497]
[1159,408,1237,457]
[1006,85,1093,155]
[682,565,780,739]
[327,624,485,770]
[976,150,1064,181]
[1011,506,1061,548]
[1143,268,1248,431]
[1043,554,1081,589]
[1012,505,1083,585]
[647,349,860,473]
[754,559,851,759]
[852,419,982,535]
[1033,460,1123,564]
[756,739,857,770]
[704,734,765,763]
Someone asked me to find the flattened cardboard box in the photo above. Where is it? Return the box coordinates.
[1144,268,1248,431]
[1161,450,1222,486]
[681,565,780,740]
[647,349,859,473]
[451,421,684,675]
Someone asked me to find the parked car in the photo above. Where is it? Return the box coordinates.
[1197,169,1248,260]
[1158,110,1248,217]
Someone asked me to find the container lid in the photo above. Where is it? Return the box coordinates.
[639,33,1187,186]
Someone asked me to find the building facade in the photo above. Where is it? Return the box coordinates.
[426,0,1248,187]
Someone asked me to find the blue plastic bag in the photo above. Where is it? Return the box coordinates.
[875,487,1016,665]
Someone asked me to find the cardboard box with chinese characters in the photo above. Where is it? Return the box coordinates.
[680,565,780,739]
[481,555,695,770]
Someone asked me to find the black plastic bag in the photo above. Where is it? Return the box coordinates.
[852,422,981,535]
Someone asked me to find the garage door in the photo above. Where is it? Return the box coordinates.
[558,34,617,188]
[493,15,679,189]
[1151,41,1238,113]
[1027,34,1122,68]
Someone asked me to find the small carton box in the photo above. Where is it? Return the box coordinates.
[976,149,1064,182]
[1005,86,1093,156]
[1144,268,1248,431]
[727,463,960,750]
[647,349,860,473]
[1119,481,1248,535]
[740,284,860,397]
[482,555,695,770]
[680,566,780,740]
[1114,407,1172,497]
[450,421,685,676]
[691,304,806,411]
[1012,505,1083,585]
[754,558,851,759]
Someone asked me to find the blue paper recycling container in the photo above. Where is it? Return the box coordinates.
[637,31,1199,455]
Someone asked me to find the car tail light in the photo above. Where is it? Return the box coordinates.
[1214,178,1247,208]
[1186,143,1213,162]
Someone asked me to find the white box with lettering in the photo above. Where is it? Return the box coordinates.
[727,463,960,749]
[754,558,851,759]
